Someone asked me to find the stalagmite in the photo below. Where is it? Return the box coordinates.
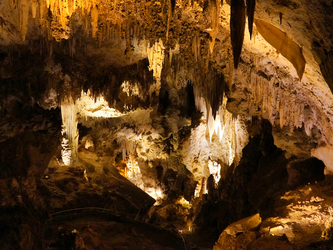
[254,19,306,80]
[246,0,256,39]
[230,0,246,68]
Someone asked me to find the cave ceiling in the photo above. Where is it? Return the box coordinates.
[1,0,333,174]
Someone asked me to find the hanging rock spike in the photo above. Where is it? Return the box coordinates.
[246,0,256,39]
[171,0,176,14]
[230,0,246,69]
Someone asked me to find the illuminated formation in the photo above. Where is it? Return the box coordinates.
[61,95,78,165]
[148,39,165,95]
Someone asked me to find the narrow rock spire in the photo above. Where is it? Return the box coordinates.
[230,0,246,69]
[246,0,256,39]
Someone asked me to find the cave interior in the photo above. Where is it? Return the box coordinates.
[1,0,333,249]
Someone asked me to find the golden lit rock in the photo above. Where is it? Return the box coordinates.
[254,19,306,80]
[224,213,261,236]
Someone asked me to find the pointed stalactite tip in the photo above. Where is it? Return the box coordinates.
[171,0,176,14]
[230,0,246,69]
[246,0,256,40]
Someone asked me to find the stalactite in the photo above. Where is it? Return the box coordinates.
[20,0,30,41]
[67,0,74,16]
[192,32,201,62]
[171,0,176,13]
[147,39,165,96]
[31,0,37,18]
[208,0,220,54]
[192,33,198,62]
[61,95,78,166]
[58,0,64,26]
[39,0,46,23]
[91,5,99,38]
[166,0,172,41]
[246,0,256,39]
[230,0,246,68]
[279,12,283,25]
[279,97,284,128]
[248,67,318,134]
[193,83,247,167]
